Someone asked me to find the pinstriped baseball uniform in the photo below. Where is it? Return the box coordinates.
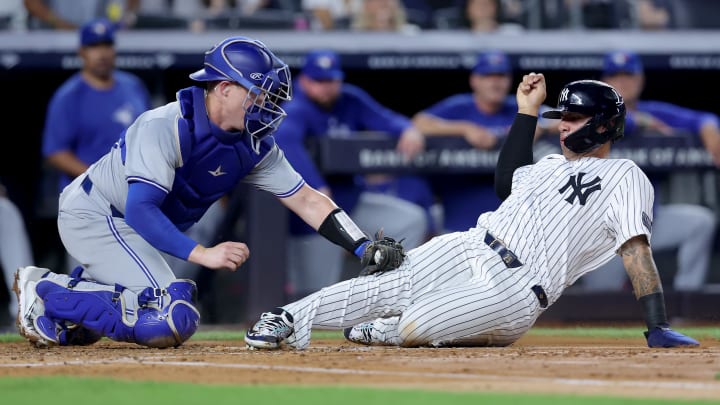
[281,154,655,348]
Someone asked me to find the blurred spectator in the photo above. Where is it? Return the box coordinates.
[397,0,434,29]
[435,0,524,32]
[466,0,524,32]
[671,0,720,29]
[41,18,151,271]
[635,0,673,30]
[351,0,420,33]
[576,0,634,29]
[412,50,548,232]
[302,0,359,30]
[0,0,27,30]
[24,0,140,30]
[582,50,718,293]
[274,49,432,300]
[136,0,293,31]
[0,182,34,330]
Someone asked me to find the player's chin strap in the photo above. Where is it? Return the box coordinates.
[35,276,200,348]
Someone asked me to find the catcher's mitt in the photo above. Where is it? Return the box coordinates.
[359,230,406,276]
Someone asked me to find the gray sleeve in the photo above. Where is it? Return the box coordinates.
[242,144,306,198]
[124,111,182,191]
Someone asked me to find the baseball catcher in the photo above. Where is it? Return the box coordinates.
[358,230,406,276]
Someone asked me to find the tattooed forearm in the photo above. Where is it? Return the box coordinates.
[620,236,663,298]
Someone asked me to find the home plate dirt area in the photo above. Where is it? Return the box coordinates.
[1,334,718,400]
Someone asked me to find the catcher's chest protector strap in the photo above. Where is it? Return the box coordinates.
[318,208,369,255]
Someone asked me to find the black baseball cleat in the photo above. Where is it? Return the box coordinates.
[244,308,294,350]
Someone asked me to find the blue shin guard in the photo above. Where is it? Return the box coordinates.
[36,279,200,348]
[36,280,136,343]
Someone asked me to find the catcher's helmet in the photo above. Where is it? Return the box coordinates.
[190,36,292,153]
[542,79,626,154]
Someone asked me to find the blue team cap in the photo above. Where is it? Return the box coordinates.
[301,49,344,81]
[80,18,116,47]
[472,50,511,75]
[602,50,643,76]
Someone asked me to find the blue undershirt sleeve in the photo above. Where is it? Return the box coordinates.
[124,181,198,260]
[273,109,327,189]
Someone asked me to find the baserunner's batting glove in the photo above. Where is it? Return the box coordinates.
[644,325,700,348]
[357,229,406,276]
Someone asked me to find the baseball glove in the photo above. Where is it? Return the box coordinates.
[359,230,406,276]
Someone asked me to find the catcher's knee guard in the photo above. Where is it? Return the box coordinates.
[134,280,200,348]
[36,279,200,348]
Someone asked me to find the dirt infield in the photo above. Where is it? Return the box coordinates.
[1,333,719,400]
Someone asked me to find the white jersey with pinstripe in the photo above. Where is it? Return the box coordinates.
[280,154,655,348]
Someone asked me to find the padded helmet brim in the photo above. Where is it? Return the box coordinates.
[189,68,227,82]
[541,110,563,119]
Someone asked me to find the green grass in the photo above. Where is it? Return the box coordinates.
[1,377,718,405]
[1,329,718,404]
[193,326,720,341]
[1,326,719,343]
[526,326,720,339]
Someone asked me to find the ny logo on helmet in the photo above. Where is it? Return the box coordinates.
[559,87,569,103]
[558,172,602,205]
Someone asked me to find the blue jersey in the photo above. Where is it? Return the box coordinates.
[422,94,518,232]
[275,82,433,234]
[42,70,151,192]
[633,100,719,135]
[625,100,719,207]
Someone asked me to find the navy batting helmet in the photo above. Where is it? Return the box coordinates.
[542,80,625,154]
[190,36,292,153]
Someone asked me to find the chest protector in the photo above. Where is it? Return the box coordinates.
[163,86,272,231]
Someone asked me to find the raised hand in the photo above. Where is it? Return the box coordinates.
[516,72,547,117]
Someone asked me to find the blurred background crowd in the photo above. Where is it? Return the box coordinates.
[0,0,719,328]
[0,0,717,32]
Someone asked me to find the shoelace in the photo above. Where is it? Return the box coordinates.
[252,312,289,335]
[355,323,375,342]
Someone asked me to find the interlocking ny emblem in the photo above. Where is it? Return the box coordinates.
[559,87,569,103]
[558,172,602,205]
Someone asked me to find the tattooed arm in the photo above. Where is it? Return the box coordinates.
[619,235,663,300]
[620,235,699,347]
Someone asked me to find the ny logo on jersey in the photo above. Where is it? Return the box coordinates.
[558,172,602,205]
